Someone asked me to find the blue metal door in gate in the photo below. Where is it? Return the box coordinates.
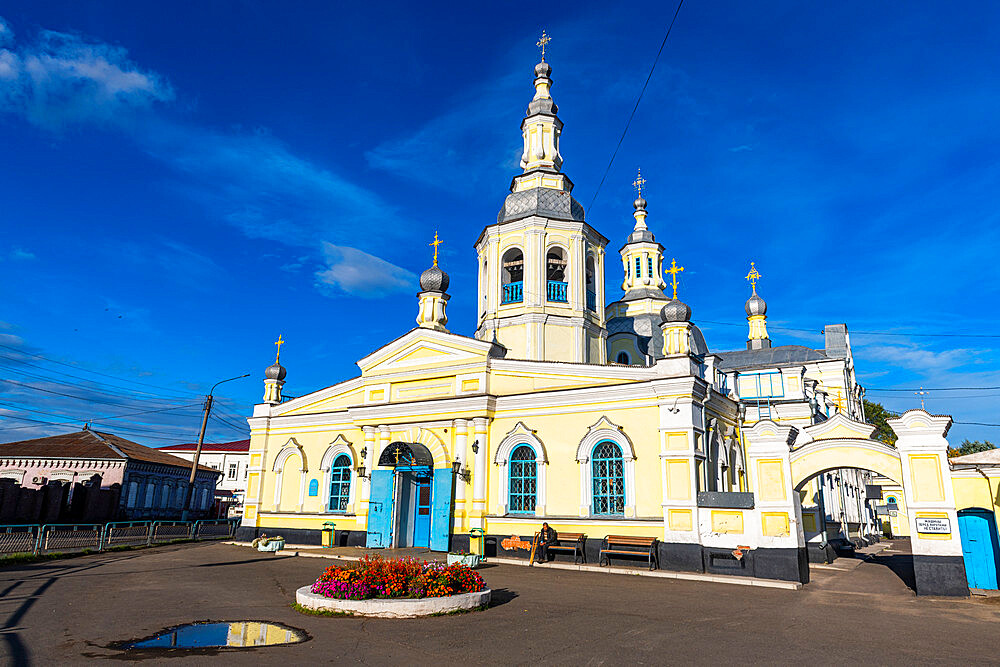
[429,469,454,552]
[958,509,1000,590]
[366,469,394,548]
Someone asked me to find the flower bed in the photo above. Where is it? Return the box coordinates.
[310,555,486,601]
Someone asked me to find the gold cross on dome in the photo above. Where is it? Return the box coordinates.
[274,334,285,364]
[633,168,646,196]
[745,262,761,295]
[915,387,928,410]
[665,258,684,300]
[429,231,443,267]
[537,30,551,61]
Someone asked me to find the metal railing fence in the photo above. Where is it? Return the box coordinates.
[0,519,239,557]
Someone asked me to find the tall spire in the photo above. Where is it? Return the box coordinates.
[619,170,666,296]
[263,336,287,405]
[511,31,567,191]
[745,262,770,350]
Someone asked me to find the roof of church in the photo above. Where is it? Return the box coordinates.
[715,345,828,371]
[618,287,669,302]
[607,316,709,359]
[0,429,218,472]
[497,186,586,224]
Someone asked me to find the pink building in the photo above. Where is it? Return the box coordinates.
[0,429,221,519]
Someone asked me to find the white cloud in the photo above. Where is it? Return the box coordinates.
[860,343,984,374]
[0,18,11,47]
[0,19,173,129]
[10,247,35,260]
[315,243,415,298]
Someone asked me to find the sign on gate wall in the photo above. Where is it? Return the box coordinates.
[916,517,951,534]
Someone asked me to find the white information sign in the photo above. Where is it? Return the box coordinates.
[915,517,951,534]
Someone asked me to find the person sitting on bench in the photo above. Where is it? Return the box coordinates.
[536,522,558,563]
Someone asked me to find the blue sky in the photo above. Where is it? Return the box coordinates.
[1,1,998,446]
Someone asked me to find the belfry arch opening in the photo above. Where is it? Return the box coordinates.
[546,247,568,303]
[501,248,524,304]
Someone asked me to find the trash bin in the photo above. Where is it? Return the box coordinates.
[321,522,336,548]
[469,527,485,557]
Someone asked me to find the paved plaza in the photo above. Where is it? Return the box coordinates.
[2,541,998,664]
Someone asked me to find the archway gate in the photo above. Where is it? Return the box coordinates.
[740,410,968,596]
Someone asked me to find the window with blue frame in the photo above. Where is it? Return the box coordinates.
[635,257,641,277]
[647,256,653,277]
[738,371,784,398]
[328,454,352,511]
[508,445,537,513]
[592,440,625,514]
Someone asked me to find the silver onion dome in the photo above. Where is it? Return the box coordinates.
[745,293,767,317]
[419,265,450,293]
[634,195,647,210]
[265,362,286,381]
[661,298,692,323]
[534,61,552,78]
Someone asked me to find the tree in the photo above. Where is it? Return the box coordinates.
[863,399,899,446]
[949,439,996,458]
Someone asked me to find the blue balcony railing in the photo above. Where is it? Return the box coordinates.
[547,280,568,303]
[502,281,523,304]
[586,289,597,311]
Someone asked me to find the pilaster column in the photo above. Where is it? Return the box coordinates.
[361,426,376,504]
[471,417,489,528]
[453,419,469,531]
[889,409,967,596]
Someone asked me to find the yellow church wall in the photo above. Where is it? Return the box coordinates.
[486,404,662,520]
[543,325,575,361]
[879,484,910,537]
[485,517,665,540]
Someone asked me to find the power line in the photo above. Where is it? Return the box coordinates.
[0,378,189,410]
[867,386,1000,392]
[698,319,1000,339]
[0,342,200,398]
[0,352,192,401]
[956,421,1000,428]
[588,0,685,210]
[0,364,187,406]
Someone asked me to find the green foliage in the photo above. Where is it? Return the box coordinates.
[864,400,899,446]
[949,439,996,457]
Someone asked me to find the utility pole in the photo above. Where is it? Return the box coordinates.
[183,373,250,520]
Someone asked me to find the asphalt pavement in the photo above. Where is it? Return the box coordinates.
[1,540,997,665]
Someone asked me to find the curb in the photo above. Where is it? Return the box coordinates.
[225,541,801,590]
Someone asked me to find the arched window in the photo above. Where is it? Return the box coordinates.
[616,351,630,365]
[586,255,597,311]
[592,440,625,515]
[328,454,352,512]
[501,248,524,304]
[508,445,537,513]
[546,247,568,302]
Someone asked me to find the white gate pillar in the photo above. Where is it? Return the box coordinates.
[889,409,968,596]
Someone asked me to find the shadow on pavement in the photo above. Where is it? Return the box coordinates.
[868,553,917,592]
[198,556,295,567]
[488,588,518,608]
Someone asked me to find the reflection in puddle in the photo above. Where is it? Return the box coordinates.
[121,621,307,649]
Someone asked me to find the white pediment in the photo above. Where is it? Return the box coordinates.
[357,329,498,376]
[800,413,877,444]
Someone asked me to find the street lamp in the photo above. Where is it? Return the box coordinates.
[182,373,250,519]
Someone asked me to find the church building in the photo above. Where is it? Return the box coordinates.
[239,43,977,594]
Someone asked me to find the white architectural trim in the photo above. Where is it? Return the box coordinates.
[575,416,637,516]
[493,422,548,515]
[272,439,306,509]
[319,435,355,514]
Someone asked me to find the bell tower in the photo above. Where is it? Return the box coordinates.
[474,33,608,363]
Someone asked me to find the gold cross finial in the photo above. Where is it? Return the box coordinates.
[745,262,761,296]
[834,390,847,414]
[429,231,443,267]
[274,334,285,364]
[915,387,928,410]
[633,168,646,196]
[665,258,684,300]
[537,30,551,61]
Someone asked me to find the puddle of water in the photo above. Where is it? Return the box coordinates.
[119,621,307,649]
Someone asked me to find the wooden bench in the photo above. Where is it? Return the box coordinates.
[534,531,587,564]
[599,535,658,570]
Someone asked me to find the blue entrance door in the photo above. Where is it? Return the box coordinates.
[413,476,431,548]
[958,509,1000,590]
[366,469,394,548]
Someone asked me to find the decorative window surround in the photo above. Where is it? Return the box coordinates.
[494,422,548,515]
[575,416,636,517]
[272,438,307,511]
[320,435,355,514]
